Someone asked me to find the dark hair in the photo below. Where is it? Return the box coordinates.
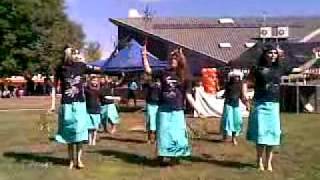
[170,49,191,82]
[88,76,100,90]
[258,43,280,67]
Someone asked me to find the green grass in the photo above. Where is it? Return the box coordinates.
[0,111,319,180]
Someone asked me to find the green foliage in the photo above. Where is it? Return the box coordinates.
[0,0,85,77]
[84,41,102,62]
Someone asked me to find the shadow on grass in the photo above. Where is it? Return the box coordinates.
[100,135,146,144]
[188,156,256,169]
[93,149,255,169]
[3,152,67,166]
[199,137,225,143]
[93,149,159,167]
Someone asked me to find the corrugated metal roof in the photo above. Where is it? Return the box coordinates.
[110,17,320,63]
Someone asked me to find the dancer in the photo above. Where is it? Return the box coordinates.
[143,75,161,144]
[51,46,100,169]
[100,74,124,134]
[245,43,297,172]
[143,46,203,165]
[85,75,101,146]
[221,70,249,145]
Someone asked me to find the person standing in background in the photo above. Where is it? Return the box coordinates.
[127,78,138,107]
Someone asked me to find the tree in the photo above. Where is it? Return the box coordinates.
[0,0,85,77]
[83,41,102,62]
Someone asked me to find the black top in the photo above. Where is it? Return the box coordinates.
[159,69,192,110]
[224,76,242,107]
[100,82,116,105]
[85,87,101,114]
[55,62,96,104]
[143,79,161,104]
[253,64,290,102]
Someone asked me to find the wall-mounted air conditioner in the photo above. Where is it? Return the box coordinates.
[260,27,272,38]
[277,27,289,38]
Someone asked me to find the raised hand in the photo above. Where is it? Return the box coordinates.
[313,48,320,59]
[179,48,183,55]
[245,101,251,111]
[142,44,147,56]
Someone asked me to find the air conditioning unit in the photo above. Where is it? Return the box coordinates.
[260,27,272,38]
[277,27,289,38]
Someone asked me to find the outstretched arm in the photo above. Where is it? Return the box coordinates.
[179,48,187,66]
[142,44,152,75]
[241,69,255,111]
[186,93,204,116]
[241,82,251,111]
[115,72,125,86]
[50,72,59,112]
[185,80,204,117]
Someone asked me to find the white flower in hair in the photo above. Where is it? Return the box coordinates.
[228,69,244,80]
[64,48,73,56]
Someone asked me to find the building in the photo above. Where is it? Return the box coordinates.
[110,17,320,74]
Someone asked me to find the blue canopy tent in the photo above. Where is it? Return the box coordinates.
[88,59,107,67]
[103,39,167,73]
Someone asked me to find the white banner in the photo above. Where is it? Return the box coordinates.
[193,87,250,118]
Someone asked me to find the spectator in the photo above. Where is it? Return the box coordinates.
[25,77,35,96]
[127,78,138,107]
[2,86,11,98]
[35,82,44,95]
[44,78,52,95]
[8,83,15,97]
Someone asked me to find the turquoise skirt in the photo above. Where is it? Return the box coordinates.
[101,104,120,125]
[157,107,191,157]
[221,103,243,136]
[55,102,89,144]
[87,114,101,130]
[145,103,159,131]
[246,102,281,146]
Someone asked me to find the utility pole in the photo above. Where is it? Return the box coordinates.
[262,11,268,44]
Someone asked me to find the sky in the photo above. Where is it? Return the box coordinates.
[65,0,320,59]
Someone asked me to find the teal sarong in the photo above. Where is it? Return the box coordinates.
[221,103,243,136]
[101,104,120,125]
[157,107,191,157]
[246,102,281,146]
[55,102,89,144]
[87,114,101,130]
[145,103,159,131]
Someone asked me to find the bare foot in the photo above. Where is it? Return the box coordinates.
[77,161,85,169]
[232,138,238,146]
[69,161,74,169]
[267,163,273,172]
[110,127,117,135]
[257,160,264,171]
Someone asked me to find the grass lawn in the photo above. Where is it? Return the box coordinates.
[0,110,319,180]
